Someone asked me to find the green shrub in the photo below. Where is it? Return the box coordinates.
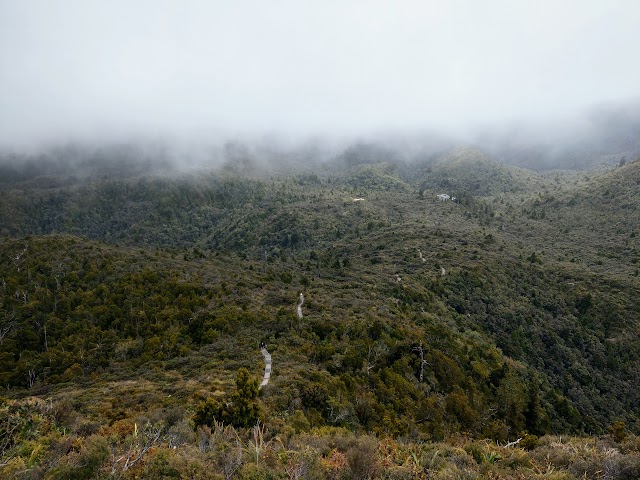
[520,434,539,450]
[194,368,263,429]
[610,421,627,443]
[346,436,380,480]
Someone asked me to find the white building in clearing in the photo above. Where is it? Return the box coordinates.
[437,194,450,201]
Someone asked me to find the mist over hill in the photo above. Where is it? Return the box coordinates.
[472,100,640,170]
[2,99,639,186]
[2,122,640,479]
[2,1,640,476]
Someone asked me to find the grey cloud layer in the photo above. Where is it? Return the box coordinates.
[1,0,639,146]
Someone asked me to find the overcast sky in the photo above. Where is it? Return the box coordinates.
[1,0,639,147]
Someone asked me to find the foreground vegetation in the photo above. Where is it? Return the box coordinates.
[3,394,640,479]
[0,147,639,478]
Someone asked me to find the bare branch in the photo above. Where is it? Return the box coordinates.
[0,314,15,345]
[504,437,522,448]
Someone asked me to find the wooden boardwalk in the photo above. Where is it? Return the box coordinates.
[259,347,271,388]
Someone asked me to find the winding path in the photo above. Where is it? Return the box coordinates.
[259,347,271,389]
[297,293,304,319]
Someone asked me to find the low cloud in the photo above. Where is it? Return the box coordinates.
[1,1,640,149]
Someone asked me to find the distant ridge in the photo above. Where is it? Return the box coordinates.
[417,147,531,196]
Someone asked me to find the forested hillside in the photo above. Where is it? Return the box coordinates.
[1,148,639,479]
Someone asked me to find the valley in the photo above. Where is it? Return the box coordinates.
[1,146,639,478]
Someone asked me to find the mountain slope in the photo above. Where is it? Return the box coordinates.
[2,151,640,477]
[1,156,639,438]
[416,147,532,196]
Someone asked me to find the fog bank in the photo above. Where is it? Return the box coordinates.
[2,1,640,148]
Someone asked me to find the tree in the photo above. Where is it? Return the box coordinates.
[524,376,548,435]
[609,420,627,443]
[230,368,262,428]
[194,368,262,429]
[0,314,15,345]
[495,369,527,434]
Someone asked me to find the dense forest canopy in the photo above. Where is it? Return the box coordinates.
[1,142,639,478]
